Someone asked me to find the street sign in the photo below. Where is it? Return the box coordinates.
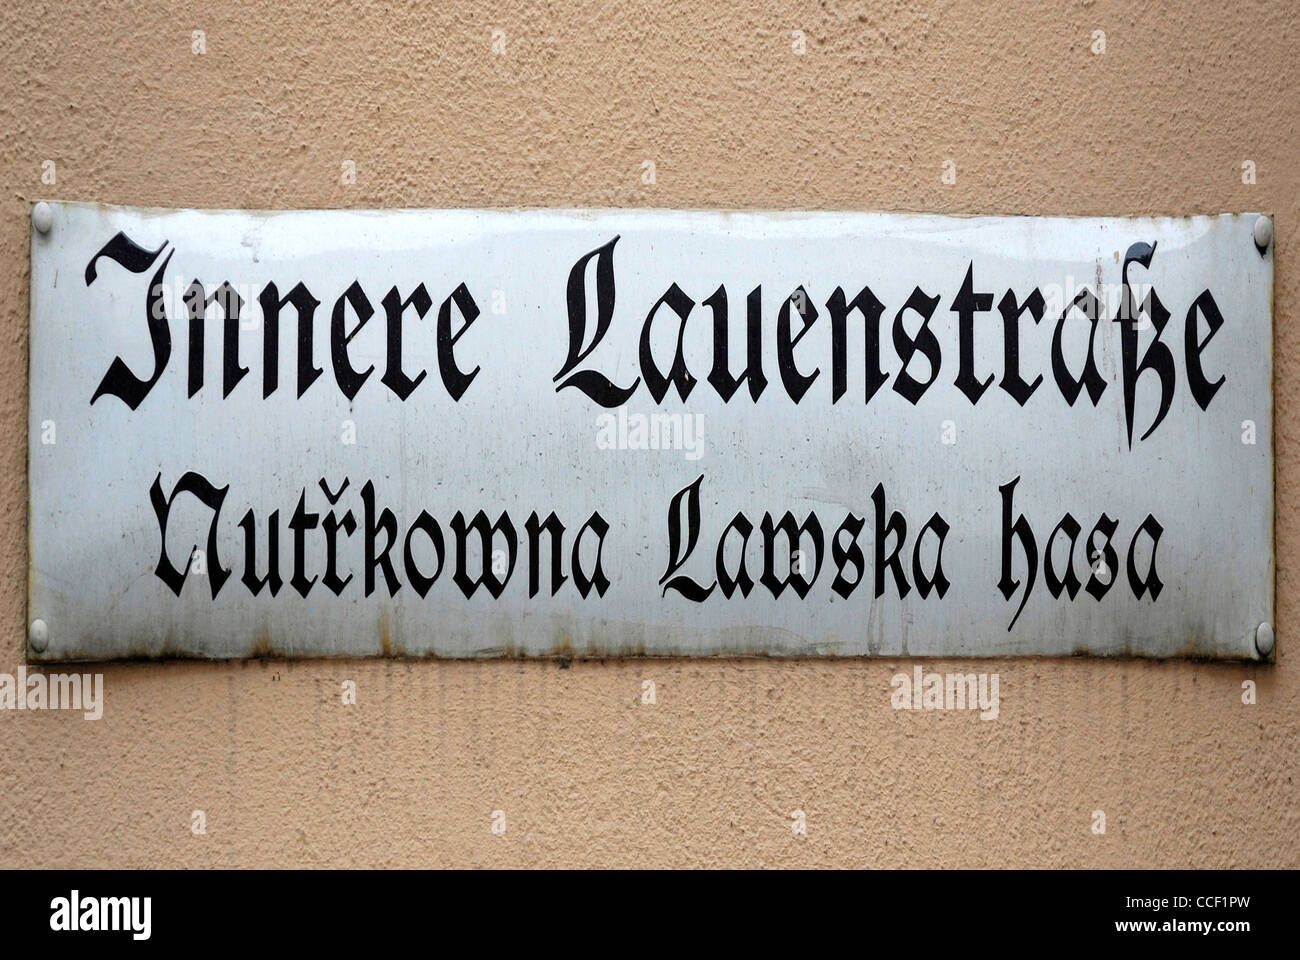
[27,204,1274,660]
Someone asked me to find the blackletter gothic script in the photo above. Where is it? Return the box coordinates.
[27,204,1274,660]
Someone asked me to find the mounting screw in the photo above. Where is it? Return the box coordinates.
[1253,215,1272,253]
[31,202,53,235]
[1255,622,1275,659]
[29,618,49,653]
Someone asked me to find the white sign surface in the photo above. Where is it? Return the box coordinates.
[28,204,1273,660]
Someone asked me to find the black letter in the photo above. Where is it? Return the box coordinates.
[403,511,445,598]
[715,511,755,598]
[706,286,767,402]
[239,509,282,596]
[554,237,639,406]
[438,283,481,401]
[451,511,517,598]
[526,511,569,598]
[660,475,716,601]
[331,281,375,401]
[777,287,820,403]
[89,234,172,409]
[149,471,230,597]
[184,281,247,398]
[952,264,995,404]
[1126,515,1164,600]
[380,284,431,401]
[1044,513,1082,600]
[998,477,1037,629]
[759,512,824,599]
[362,481,401,596]
[873,484,910,598]
[572,512,611,598]
[260,282,322,398]
[1051,288,1106,406]
[912,513,950,598]
[1117,242,1174,447]
[828,284,888,404]
[892,288,942,404]
[1085,515,1119,600]
[640,283,696,403]
[1185,290,1226,411]
[997,288,1045,406]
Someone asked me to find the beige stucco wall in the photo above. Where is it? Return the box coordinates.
[1,0,1296,867]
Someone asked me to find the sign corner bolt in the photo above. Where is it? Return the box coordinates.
[28,618,48,654]
[32,201,53,235]
[1253,215,1272,254]
[1254,621,1274,659]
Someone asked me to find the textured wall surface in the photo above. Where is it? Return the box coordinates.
[0,0,1296,867]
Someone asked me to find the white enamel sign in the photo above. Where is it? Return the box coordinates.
[27,204,1274,660]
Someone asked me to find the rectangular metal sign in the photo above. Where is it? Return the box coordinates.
[28,203,1273,660]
